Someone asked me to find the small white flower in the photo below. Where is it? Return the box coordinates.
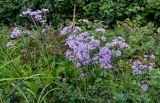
[101,36,106,41]
[95,28,106,33]
[42,9,49,12]
[78,19,89,23]
[150,54,155,59]
[6,42,13,47]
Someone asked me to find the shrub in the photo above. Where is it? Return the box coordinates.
[1,0,160,28]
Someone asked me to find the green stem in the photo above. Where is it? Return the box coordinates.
[21,35,34,70]
[30,15,51,70]
[30,15,38,30]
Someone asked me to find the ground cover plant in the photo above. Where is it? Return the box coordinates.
[0,5,160,103]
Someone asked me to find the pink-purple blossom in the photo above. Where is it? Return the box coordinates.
[60,26,72,36]
[22,8,32,15]
[65,32,100,66]
[60,25,129,69]
[132,55,155,75]
[111,37,129,49]
[144,54,155,60]
[65,34,129,68]
[141,81,148,91]
[74,26,81,33]
[21,8,48,23]
[93,45,112,69]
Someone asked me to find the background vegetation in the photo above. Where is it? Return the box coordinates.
[1,0,160,27]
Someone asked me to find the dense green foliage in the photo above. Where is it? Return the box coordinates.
[0,0,160,103]
[0,18,160,102]
[1,0,160,27]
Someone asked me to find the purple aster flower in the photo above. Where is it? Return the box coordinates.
[75,35,84,41]
[66,49,74,60]
[21,8,48,23]
[111,37,129,49]
[74,26,81,33]
[65,30,101,67]
[139,64,148,69]
[131,56,155,76]
[105,43,111,48]
[133,69,142,75]
[60,26,72,36]
[22,8,32,15]
[94,45,112,69]
[144,54,155,60]
[89,39,100,49]
[64,28,129,69]
[76,63,81,68]
[132,60,143,75]
[11,27,21,38]
[92,55,99,64]
[34,14,42,21]
[80,32,90,36]
[141,82,148,91]
[30,11,37,16]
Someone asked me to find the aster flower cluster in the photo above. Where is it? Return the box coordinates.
[132,54,155,75]
[60,25,72,36]
[110,37,129,56]
[132,54,155,92]
[92,44,112,69]
[10,27,21,38]
[66,31,100,68]
[60,25,129,68]
[21,8,49,23]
